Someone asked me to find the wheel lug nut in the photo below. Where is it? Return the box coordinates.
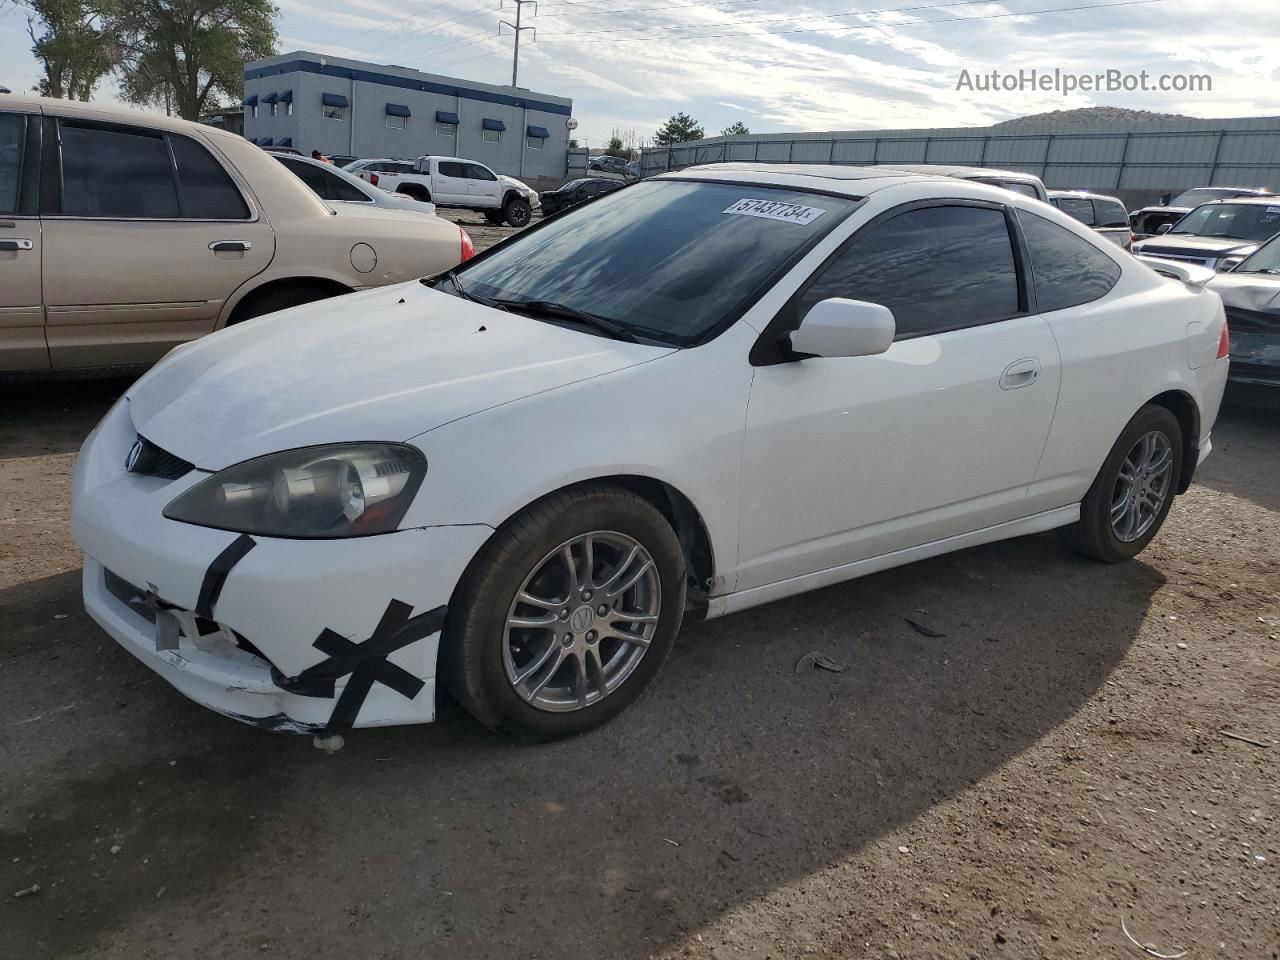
[558,609,570,620]
[586,631,597,643]
[597,605,607,616]
[561,633,572,646]
[582,589,593,601]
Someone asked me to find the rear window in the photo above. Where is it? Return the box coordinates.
[452,179,860,345]
[1019,209,1121,312]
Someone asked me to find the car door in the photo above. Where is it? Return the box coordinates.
[736,201,1062,591]
[429,160,468,204]
[465,163,502,206]
[0,110,48,371]
[40,117,275,369]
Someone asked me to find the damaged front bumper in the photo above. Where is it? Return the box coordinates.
[71,397,494,733]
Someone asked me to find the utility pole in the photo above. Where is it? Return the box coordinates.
[500,0,536,88]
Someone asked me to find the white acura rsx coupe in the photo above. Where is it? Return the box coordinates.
[71,163,1230,742]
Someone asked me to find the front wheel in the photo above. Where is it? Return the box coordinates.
[503,197,532,227]
[1063,405,1183,562]
[441,485,686,742]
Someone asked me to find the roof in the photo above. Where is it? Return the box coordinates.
[1048,189,1125,203]
[880,163,1042,183]
[666,162,956,196]
[0,93,244,143]
[1197,196,1280,207]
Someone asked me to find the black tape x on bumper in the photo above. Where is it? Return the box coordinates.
[273,600,447,733]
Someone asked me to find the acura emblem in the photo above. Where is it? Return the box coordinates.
[125,438,145,472]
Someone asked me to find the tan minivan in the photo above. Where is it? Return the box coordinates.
[0,95,471,373]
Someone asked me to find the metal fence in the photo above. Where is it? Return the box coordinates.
[639,116,1280,207]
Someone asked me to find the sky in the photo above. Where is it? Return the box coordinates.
[1,0,1278,148]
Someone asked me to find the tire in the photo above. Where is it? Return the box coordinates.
[230,284,335,324]
[503,196,532,227]
[441,484,687,742]
[483,210,504,225]
[1062,404,1183,563]
[397,185,431,203]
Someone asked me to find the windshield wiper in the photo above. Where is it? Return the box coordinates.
[428,269,507,310]
[493,299,640,343]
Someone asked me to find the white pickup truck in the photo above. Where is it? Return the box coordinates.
[346,155,541,227]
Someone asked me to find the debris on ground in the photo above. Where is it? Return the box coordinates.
[904,617,946,638]
[794,652,846,674]
[312,734,345,754]
[1220,730,1271,748]
[1120,916,1188,958]
[13,883,40,898]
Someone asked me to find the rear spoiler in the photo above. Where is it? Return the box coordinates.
[1136,256,1216,288]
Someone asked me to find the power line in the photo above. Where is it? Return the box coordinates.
[535,0,788,16]
[337,0,497,45]
[542,0,1017,35]
[537,0,1165,43]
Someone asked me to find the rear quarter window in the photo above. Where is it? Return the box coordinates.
[1018,209,1121,312]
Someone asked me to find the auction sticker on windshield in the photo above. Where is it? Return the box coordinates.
[723,198,826,225]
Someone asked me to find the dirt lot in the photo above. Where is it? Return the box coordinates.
[1,340,1277,960]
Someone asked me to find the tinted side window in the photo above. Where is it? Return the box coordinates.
[321,169,369,202]
[467,163,498,181]
[799,205,1021,339]
[1056,197,1095,225]
[1094,200,1129,228]
[1019,209,1121,312]
[0,113,23,215]
[61,123,179,218]
[437,161,467,178]
[392,162,416,174]
[171,136,249,219]
[280,157,331,196]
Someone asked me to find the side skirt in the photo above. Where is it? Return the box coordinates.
[706,505,1080,620]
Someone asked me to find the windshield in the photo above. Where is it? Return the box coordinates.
[1170,188,1253,207]
[449,179,860,345]
[1170,203,1280,242]
[1234,235,1280,274]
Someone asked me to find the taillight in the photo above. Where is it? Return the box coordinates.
[460,228,476,262]
[1128,232,1136,252]
[369,173,379,186]
[1217,317,1230,359]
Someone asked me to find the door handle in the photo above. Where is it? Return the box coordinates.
[0,239,34,251]
[209,240,252,253]
[999,357,1041,390]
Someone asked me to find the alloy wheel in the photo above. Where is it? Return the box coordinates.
[1110,430,1174,542]
[502,531,661,712]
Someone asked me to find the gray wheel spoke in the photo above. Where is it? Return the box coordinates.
[561,543,581,592]
[515,641,562,686]
[572,652,590,708]
[582,534,596,589]
[606,559,654,600]
[508,612,558,629]
[610,611,658,625]
[1110,430,1173,543]
[603,628,650,649]
[517,590,561,611]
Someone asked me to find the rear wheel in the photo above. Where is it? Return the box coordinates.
[1062,405,1183,562]
[482,210,505,225]
[397,185,431,203]
[441,485,686,742]
[229,284,336,324]
[503,196,532,227]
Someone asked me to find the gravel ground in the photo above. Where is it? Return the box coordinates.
[0,341,1276,959]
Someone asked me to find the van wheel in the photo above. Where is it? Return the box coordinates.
[1062,405,1183,562]
[441,484,686,742]
[503,197,532,227]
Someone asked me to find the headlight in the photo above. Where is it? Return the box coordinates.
[164,443,426,538]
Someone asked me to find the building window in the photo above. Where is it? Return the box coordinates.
[526,136,543,150]
[269,102,278,117]
[481,118,506,142]
[436,122,456,137]
[322,93,349,121]
[286,102,293,116]
[483,128,501,143]
[387,114,406,130]
[324,105,345,121]
[250,105,258,118]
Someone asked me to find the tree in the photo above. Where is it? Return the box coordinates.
[653,112,704,146]
[604,134,626,159]
[721,120,750,136]
[110,0,277,120]
[20,0,114,100]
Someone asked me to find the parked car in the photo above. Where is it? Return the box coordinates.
[1133,196,1280,272]
[273,153,438,216]
[881,164,1049,202]
[327,154,359,168]
[539,177,625,215]
[0,95,472,374]
[1130,186,1271,240]
[260,144,303,157]
[1207,233,1280,394]
[71,162,1228,741]
[1048,190,1132,250]
[588,155,633,177]
[349,155,540,227]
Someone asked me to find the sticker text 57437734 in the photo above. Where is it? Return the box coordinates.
[722,198,827,225]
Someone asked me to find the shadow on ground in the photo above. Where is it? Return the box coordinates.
[2,533,1163,959]
[0,377,134,460]
[1193,397,1280,513]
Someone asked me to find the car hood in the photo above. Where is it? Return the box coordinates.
[498,174,536,196]
[1132,205,1192,217]
[127,283,674,470]
[1134,235,1259,257]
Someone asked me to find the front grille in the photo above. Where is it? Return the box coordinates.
[127,435,194,481]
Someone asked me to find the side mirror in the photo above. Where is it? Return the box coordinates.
[788,298,896,359]
[1156,223,1173,235]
